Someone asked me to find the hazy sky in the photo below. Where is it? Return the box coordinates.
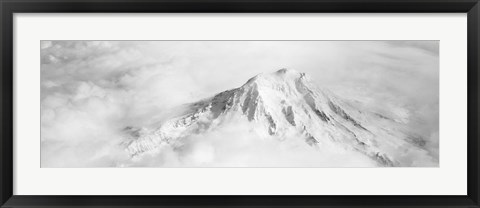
[40,41,439,167]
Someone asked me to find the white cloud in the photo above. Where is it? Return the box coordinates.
[40,41,439,167]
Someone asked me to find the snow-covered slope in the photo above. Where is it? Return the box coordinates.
[121,69,435,167]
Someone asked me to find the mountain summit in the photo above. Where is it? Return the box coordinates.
[121,69,433,167]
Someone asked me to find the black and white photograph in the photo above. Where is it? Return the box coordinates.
[40,41,439,168]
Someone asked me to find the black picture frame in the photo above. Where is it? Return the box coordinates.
[1,0,479,207]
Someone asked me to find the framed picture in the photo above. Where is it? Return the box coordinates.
[1,0,479,207]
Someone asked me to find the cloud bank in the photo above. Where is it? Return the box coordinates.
[40,41,439,167]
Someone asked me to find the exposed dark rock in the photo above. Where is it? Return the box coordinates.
[305,135,319,146]
[314,109,330,122]
[373,152,396,167]
[265,113,277,135]
[328,101,368,131]
[282,106,296,126]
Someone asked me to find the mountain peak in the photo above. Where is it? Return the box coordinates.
[243,68,308,86]
[276,68,297,74]
[120,69,421,167]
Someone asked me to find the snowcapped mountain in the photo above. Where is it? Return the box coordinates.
[121,69,435,167]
